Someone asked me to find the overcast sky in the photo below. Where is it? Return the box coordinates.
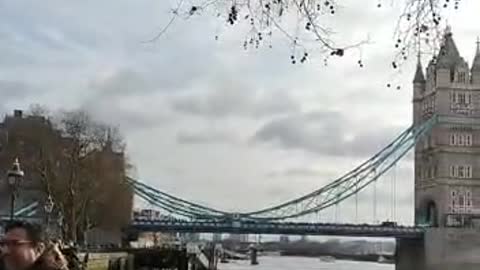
[1,1,479,227]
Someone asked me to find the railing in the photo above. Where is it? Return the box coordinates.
[130,220,425,238]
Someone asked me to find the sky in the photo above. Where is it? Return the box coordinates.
[0,0,479,228]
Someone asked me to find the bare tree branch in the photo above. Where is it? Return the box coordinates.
[144,0,461,66]
[21,107,133,243]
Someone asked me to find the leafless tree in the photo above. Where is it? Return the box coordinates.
[19,108,133,243]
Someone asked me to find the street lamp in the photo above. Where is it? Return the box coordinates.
[7,158,24,221]
[44,195,54,236]
[57,211,64,241]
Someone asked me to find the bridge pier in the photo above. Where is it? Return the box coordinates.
[395,238,425,270]
[249,246,258,265]
[397,228,480,270]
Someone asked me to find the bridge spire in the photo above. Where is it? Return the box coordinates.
[413,52,426,83]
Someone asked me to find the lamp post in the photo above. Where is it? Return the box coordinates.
[44,195,54,236]
[57,211,64,241]
[7,158,24,221]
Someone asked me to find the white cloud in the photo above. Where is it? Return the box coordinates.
[1,0,479,226]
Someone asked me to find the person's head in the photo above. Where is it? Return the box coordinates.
[0,221,46,270]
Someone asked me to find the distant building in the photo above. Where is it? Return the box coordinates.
[0,110,58,222]
[133,209,164,220]
[134,232,176,248]
[212,233,222,242]
[279,235,290,243]
[179,232,200,242]
[229,233,249,242]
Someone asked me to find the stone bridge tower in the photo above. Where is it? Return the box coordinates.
[413,28,480,227]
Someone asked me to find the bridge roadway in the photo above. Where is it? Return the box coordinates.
[129,219,425,239]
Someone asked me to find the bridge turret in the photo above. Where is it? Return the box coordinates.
[413,54,426,126]
[471,37,480,84]
[414,29,480,228]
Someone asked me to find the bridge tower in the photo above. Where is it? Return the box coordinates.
[413,28,480,228]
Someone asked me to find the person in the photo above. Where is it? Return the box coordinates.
[33,242,68,270]
[0,221,68,270]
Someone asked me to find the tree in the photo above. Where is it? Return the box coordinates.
[28,104,51,118]
[16,108,133,243]
[149,0,460,67]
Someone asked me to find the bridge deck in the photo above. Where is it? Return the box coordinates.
[129,220,425,239]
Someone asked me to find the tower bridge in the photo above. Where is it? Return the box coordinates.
[8,28,480,270]
[125,29,480,269]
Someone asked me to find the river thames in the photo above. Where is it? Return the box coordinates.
[220,256,393,270]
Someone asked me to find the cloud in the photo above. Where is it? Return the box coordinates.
[2,0,479,226]
[0,80,35,101]
[266,167,339,179]
[88,69,154,98]
[171,74,300,119]
[176,130,237,145]
[251,110,405,158]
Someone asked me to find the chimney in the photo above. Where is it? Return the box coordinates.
[13,110,23,118]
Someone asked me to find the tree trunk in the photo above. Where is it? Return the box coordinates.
[68,166,77,243]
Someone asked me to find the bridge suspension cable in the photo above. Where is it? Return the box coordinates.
[355,181,358,223]
[239,115,437,220]
[127,177,228,219]
[129,116,437,221]
[373,176,377,223]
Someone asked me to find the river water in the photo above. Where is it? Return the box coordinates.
[219,256,394,270]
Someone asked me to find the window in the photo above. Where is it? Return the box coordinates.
[458,166,465,178]
[466,134,472,146]
[450,133,473,146]
[450,91,472,107]
[451,92,457,103]
[458,134,464,145]
[450,165,457,177]
[466,166,472,178]
[422,96,435,118]
[449,187,473,213]
[450,165,472,178]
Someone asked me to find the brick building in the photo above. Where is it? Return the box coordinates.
[0,110,56,221]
